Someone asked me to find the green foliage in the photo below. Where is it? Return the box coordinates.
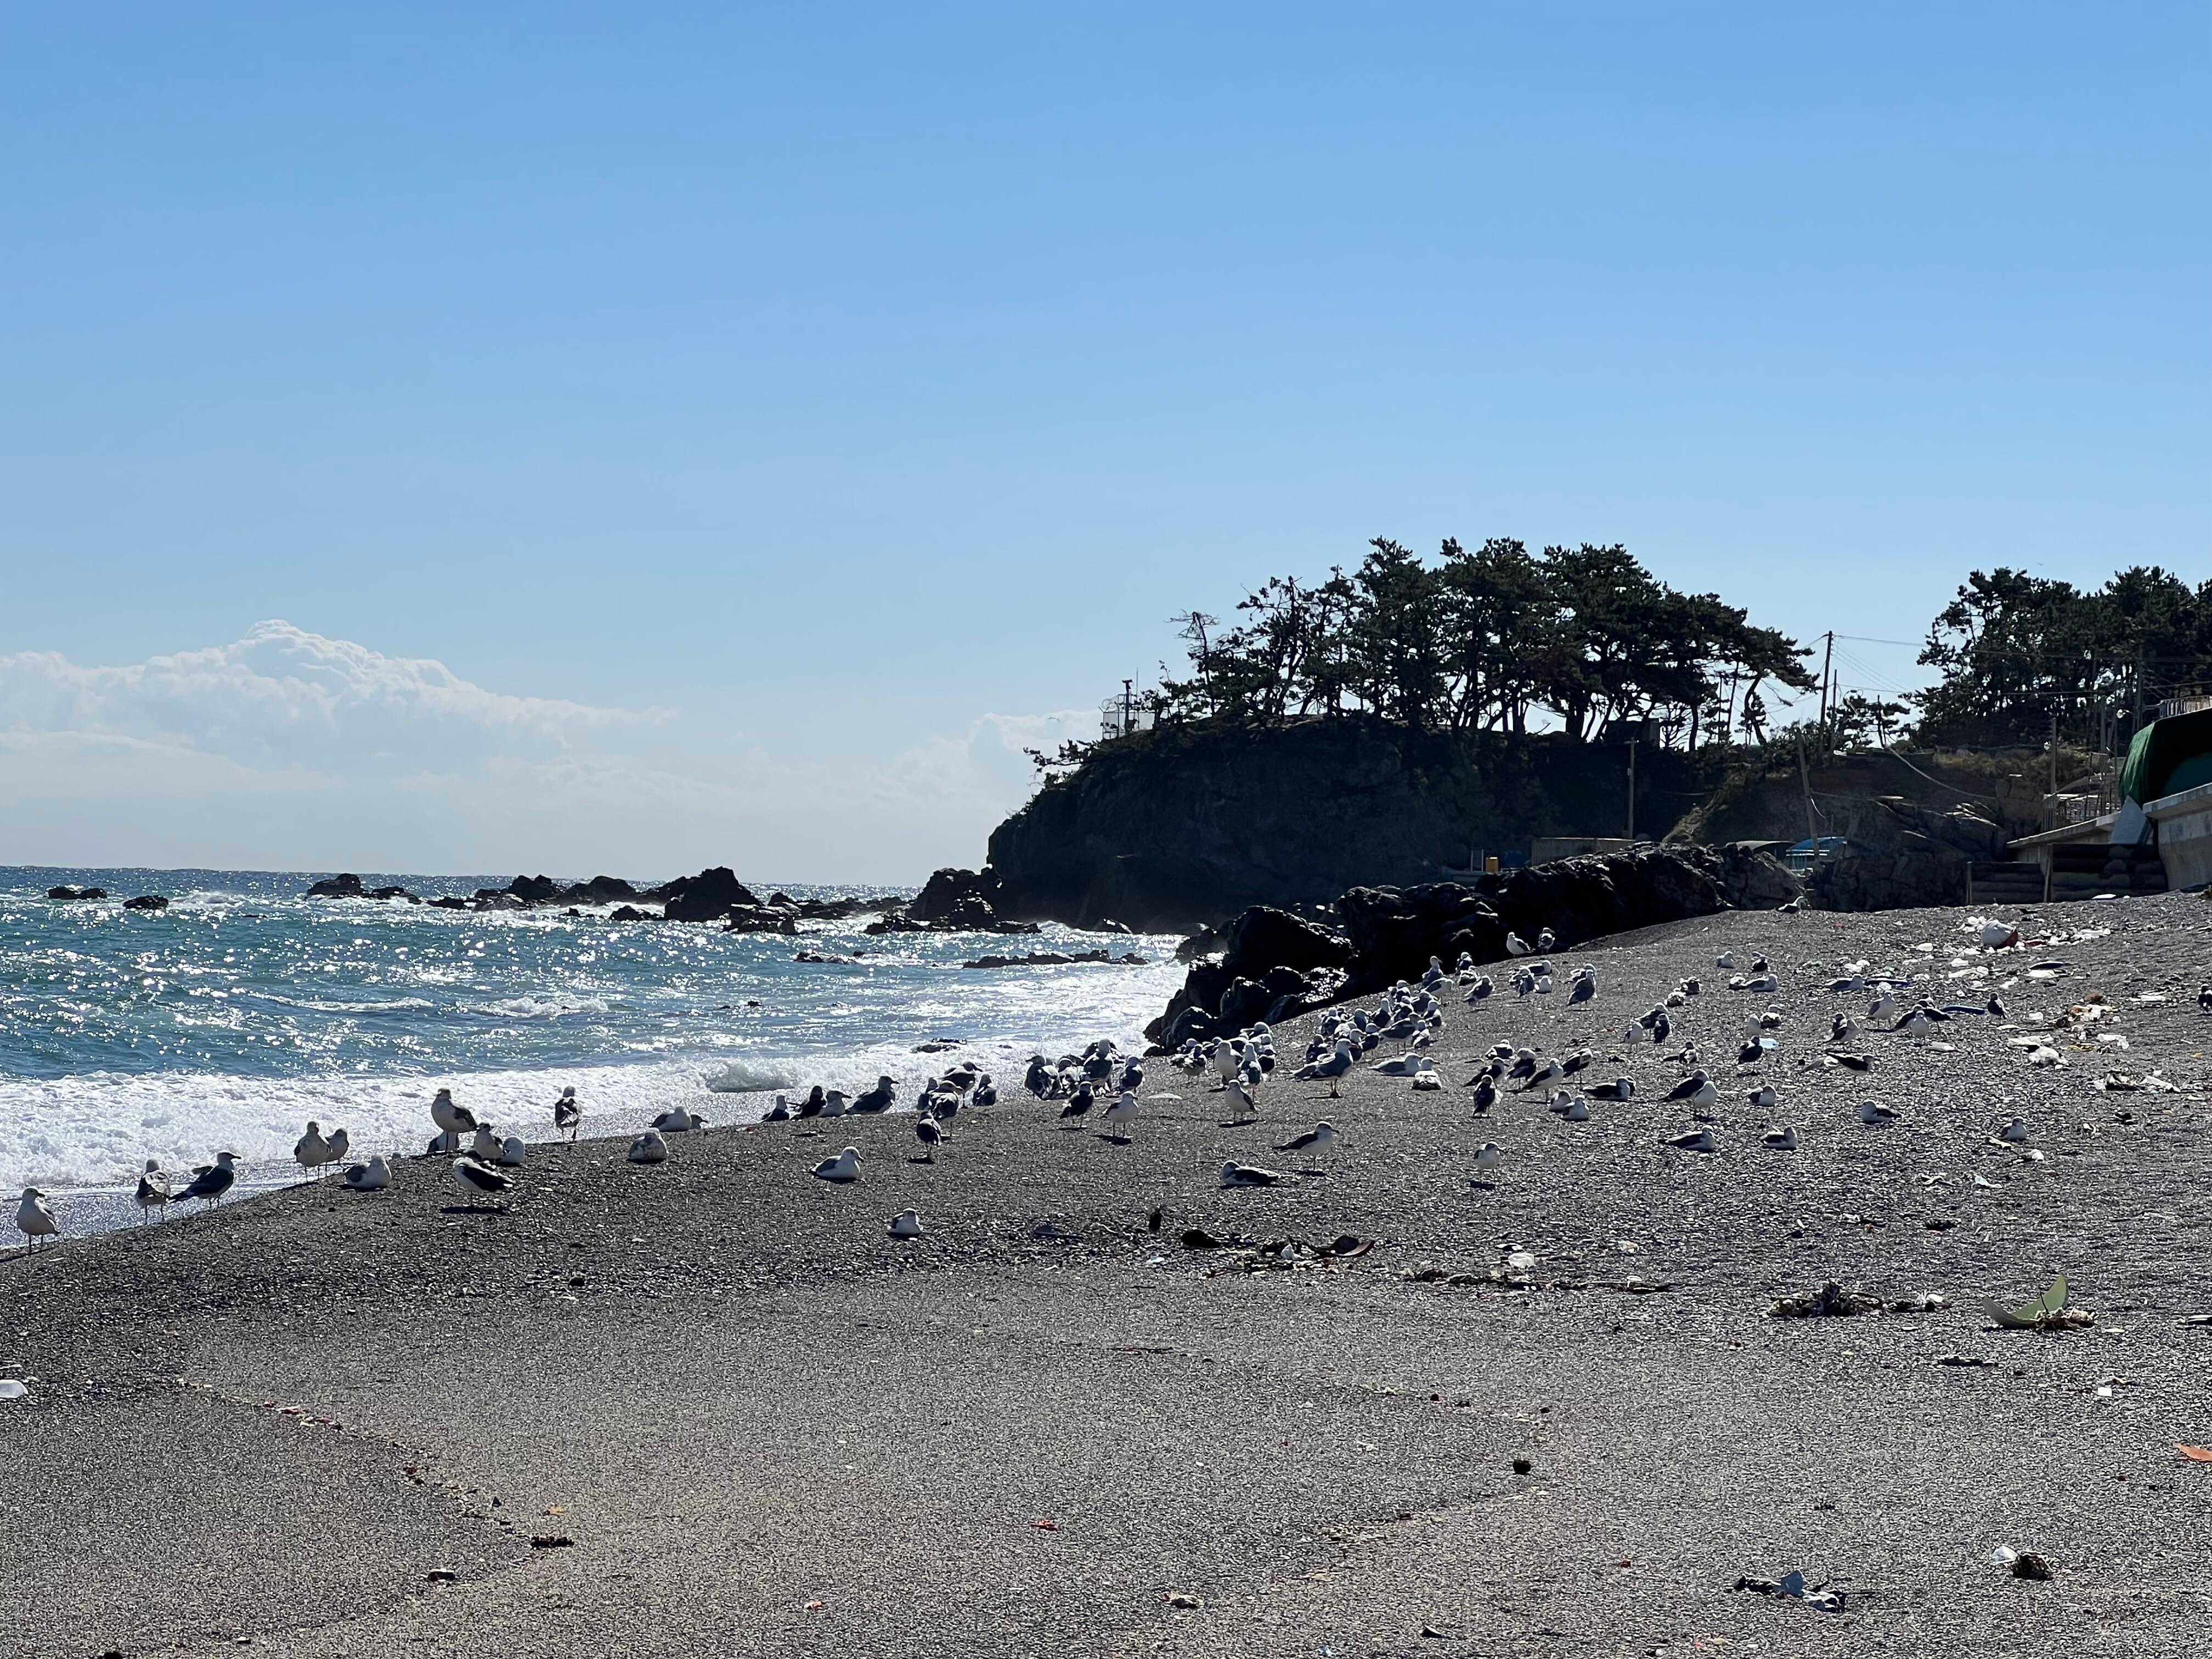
[1914,566,2212,747]
[1155,537,1816,746]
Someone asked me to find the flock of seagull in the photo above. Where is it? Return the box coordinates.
[13,927,2208,1252]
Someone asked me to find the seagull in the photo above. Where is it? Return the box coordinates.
[325,1127,350,1165]
[1995,1116,2030,1144]
[1761,1125,1799,1150]
[341,1155,391,1191]
[1058,1084,1094,1125]
[1101,1091,1141,1135]
[1829,1052,1874,1072]
[1584,1077,1634,1101]
[1410,1058,1442,1090]
[426,1130,461,1155]
[1663,1070,1712,1103]
[850,1076,897,1114]
[1868,993,1900,1026]
[135,1160,171,1217]
[430,1087,477,1137]
[811,1146,861,1183]
[1830,1012,1860,1044]
[1662,1127,1718,1153]
[1506,931,1532,956]
[1717,952,1736,969]
[1568,969,1595,1004]
[14,1188,58,1249]
[627,1130,669,1164]
[554,1087,582,1139]
[821,1089,850,1117]
[452,1155,512,1204]
[653,1104,707,1133]
[1465,975,1494,1002]
[915,1116,946,1160]
[1370,1053,1426,1076]
[466,1124,504,1161]
[1274,1121,1338,1156]
[1745,1084,1778,1110]
[1537,927,1556,953]
[1468,1075,1498,1114]
[764,1094,792,1122]
[1220,1161,1284,1187]
[494,1136,527,1169]
[889,1209,924,1239]
[1895,1009,1933,1040]
[1296,1041,1355,1082]
[1471,1143,1502,1175]
[1859,1101,1900,1125]
[1560,1098,1590,1122]
[173,1152,239,1207]
[1223,1077,1259,1122]
[795,1085,827,1119]
[294,1121,334,1178]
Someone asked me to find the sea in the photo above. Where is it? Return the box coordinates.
[0,866,1186,1231]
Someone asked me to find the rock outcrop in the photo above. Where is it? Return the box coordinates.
[864,866,1042,935]
[1144,844,1799,1048]
[647,868,758,923]
[46,885,108,901]
[123,894,170,911]
[306,873,417,901]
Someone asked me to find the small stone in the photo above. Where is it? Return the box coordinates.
[1167,1593,1203,1609]
[531,1534,575,1549]
[2012,1551,2054,1581]
[1512,1457,1532,1475]
[426,1569,458,1583]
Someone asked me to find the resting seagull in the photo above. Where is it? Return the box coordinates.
[1662,1126,1718,1153]
[173,1152,239,1209]
[15,1188,58,1249]
[1662,1070,1712,1103]
[135,1160,171,1217]
[1584,1077,1634,1101]
[1761,1126,1799,1150]
[653,1104,708,1133]
[811,1146,861,1183]
[1219,1161,1284,1188]
[1859,1100,1900,1126]
[888,1209,924,1240]
[342,1155,391,1191]
[628,1130,669,1164]
[495,1136,527,1169]
[850,1076,896,1115]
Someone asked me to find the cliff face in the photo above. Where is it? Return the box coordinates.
[984,718,1719,930]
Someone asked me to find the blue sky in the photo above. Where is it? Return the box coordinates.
[2,4,2204,880]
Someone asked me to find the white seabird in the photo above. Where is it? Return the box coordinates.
[821,1089,850,1117]
[1101,1091,1141,1135]
[915,1116,946,1160]
[1746,1084,1778,1110]
[1994,1116,2030,1144]
[1761,1126,1799,1150]
[452,1155,513,1203]
[342,1155,391,1191]
[135,1160,171,1217]
[1585,1077,1634,1102]
[1296,1041,1355,1082]
[850,1076,897,1114]
[811,1146,861,1183]
[1505,932,1532,957]
[430,1087,477,1137]
[469,1124,503,1161]
[652,1104,707,1133]
[1662,1127,1718,1153]
[1410,1058,1441,1091]
[1222,1077,1259,1121]
[173,1152,239,1207]
[15,1188,58,1249]
[1568,972,1595,1005]
[1274,1121,1338,1156]
[1219,1161,1284,1188]
[1859,1100,1900,1126]
[888,1209,924,1239]
[1536,927,1556,953]
[554,1087,582,1140]
[1471,1143,1502,1174]
[294,1121,334,1178]
[628,1130,669,1164]
[495,1135,527,1168]
[325,1127,350,1165]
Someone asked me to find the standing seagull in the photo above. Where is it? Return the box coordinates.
[1274,1121,1338,1158]
[430,1087,477,1138]
[1222,1076,1259,1123]
[14,1188,58,1249]
[1101,1091,1141,1137]
[452,1155,513,1206]
[173,1152,239,1209]
[135,1160,172,1218]
[915,1115,946,1161]
[554,1087,582,1141]
[294,1121,334,1179]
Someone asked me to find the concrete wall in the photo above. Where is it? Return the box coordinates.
[2149,781,2212,890]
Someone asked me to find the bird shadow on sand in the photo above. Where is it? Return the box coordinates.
[1094,1133,1133,1146]
[439,1203,510,1216]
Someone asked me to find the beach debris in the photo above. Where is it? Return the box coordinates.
[1770,1282,1882,1318]
[1734,1570,1843,1610]
[1991,1547,2055,1581]
[1180,1228,1223,1250]
[426,1569,459,1583]
[1511,1457,1532,1475]
[1986,1274,2094,1332]
[530,1534,574,1549]
[2177,1445,2212,1462]
[0,1379,29,1400]
[1935,1353,1993,1367]
[1167,1594,1204,1610]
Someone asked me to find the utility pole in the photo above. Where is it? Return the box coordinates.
[1122,678,1134,737]
[1795,731,1818,850]
[1818,631,1835,749]
[2046,706,2058,831]
[1626,737,1638,842]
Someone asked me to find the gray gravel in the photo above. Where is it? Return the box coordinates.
[3,889,2209,1657]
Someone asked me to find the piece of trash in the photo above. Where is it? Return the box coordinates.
[804,1600,825,1610]
[1167,1593,1203,1609]
[2011,1551,2054,1581]
[2178,1445,2212,1462]
[426,1569,458,1583]
[1987,1274,2093,1331]
[529,1534,574,1548]
[2095,1385,2114,1401]
[0,1380,27,1400]
[1505,1250,1537,1270]
[1771,1282,1882,1319]
[1990,1546,2017,1566]
[1032,1518,1059,1531]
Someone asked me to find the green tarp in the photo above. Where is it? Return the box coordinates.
[2120,707,2212,805]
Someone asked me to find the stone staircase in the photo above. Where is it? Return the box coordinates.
[1968,859,2045,906]
[2047,842,2168,901]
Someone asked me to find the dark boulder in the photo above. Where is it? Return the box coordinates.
[306,873,366,899]
[430,895,471,910]
[907,867,1005,924]
[654,867,761,923]
[366,885,419,902]
[47,885,109,901]
[1220,907,1355,981]
[572,874,636,901]
[507,874,562,904]
[722,902,800,935]
[123,894,170,911]
[608,904,654,922]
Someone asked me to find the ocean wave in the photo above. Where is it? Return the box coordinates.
[468,995,611,1020]
[702,1058,797,1093]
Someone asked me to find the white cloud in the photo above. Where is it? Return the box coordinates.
[0,622,1071,882]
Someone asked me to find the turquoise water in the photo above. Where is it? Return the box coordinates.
[0,866,1183,1200]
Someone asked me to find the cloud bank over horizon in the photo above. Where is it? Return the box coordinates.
[0,622,1080,884]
